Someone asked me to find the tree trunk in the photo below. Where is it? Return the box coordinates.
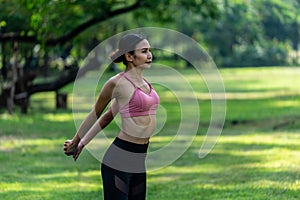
[7,41,18,114]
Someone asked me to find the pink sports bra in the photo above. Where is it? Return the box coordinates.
[119,73,160,118]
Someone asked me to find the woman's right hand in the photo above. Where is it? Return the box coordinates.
[63,139,78,156]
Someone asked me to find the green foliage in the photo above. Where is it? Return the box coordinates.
[193,0,300,67]
[1,0,219,43]
[254,0,296,41]
[1,0,300,69]
[0,0,300,66]
[231,39,292,67]
[0,0,221,81]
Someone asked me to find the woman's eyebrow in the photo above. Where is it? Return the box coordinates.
[138,47,151,50]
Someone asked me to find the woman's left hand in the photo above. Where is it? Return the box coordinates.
[64,139,77,156]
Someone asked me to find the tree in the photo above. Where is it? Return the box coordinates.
[0,0,219,114]
[197,0,263,67]
[191,0,298,67]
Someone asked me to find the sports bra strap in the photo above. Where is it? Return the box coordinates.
[122,72,151,89]
[122,72,137,88]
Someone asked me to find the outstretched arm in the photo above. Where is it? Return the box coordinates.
[64,110,98,156]
[73,101,118,161]
[64,77,117,156]
[64,106,114,156]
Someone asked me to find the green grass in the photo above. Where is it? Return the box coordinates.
[1,67,300,199]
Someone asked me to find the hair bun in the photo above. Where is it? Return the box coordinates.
[109,49,123,63]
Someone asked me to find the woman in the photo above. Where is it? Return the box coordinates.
[64,33,159,200]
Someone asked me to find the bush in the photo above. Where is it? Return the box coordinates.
[214,39,292,67]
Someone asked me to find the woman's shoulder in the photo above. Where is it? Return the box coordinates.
[106,72,133,92]
[107,72,133,98]
[107,72,124,85]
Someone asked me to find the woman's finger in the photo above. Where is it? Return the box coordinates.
[73,148,80,161]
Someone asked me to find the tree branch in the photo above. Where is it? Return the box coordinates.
[27,67,79,95]
[0,32,37,43]
[0,1,142,45]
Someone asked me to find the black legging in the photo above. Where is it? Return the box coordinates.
[101,137,149,200]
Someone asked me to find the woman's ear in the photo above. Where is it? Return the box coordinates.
[125,53,133,62]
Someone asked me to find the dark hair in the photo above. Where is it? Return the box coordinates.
[110,33,146,65]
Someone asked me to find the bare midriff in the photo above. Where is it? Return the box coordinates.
[117,115,156,144]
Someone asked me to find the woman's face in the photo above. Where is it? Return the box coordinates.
[131,39,152,69]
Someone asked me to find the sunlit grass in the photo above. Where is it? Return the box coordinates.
[43,113,74,122]
[147,131,300,199]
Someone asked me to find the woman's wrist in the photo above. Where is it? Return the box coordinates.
[72,134,81,144]
[78,140,85,148]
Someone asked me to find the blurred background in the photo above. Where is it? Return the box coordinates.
[1,0,300,113]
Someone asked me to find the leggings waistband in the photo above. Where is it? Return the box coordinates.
[113,137,149,153]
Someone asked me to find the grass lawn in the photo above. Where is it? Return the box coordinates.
[0,66,300,199]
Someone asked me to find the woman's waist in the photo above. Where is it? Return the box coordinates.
[118,131,150,145]
[119,124,155,139]
[119,116,156,144]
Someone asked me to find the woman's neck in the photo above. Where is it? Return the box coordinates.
[125,67,143,82]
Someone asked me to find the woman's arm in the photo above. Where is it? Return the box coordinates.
[64,76,117,156]
[73,101,119,161]
[64,108,112,156]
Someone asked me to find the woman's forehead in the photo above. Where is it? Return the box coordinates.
[135,39,150,49]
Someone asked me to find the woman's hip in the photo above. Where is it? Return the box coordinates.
[102,137,149,173]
